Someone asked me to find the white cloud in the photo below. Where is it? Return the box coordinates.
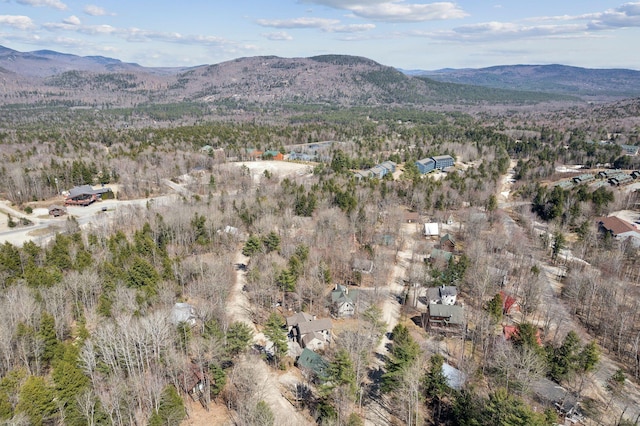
[300,0,388,7]
[324,23,376,33]
[349,2,467,22]
[0,15,35,30]
[17,0,67,10]
[410,2,640,43]
[262,31,294,41]
[300,0,467,22]
[256,17,340,29]
[63,15,81,25]
[83,5,114,17]
[41,20,255,55]
[587,2,640,29]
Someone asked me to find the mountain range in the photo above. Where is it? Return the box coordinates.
[407,64,640,100]
[1,45,639,110]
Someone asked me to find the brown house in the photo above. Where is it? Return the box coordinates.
[404,211,420,223]
[178,363,211,407]
[422,303,465,332]
[439,233,456,252]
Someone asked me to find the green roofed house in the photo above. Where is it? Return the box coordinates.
[621,144,639,156]
[296,348,329,380]
[422,303,465,332]
[331,284,359,317]
[429,248,453,264]
[439,233,456,253]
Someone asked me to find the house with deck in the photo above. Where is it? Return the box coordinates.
[422,303,465,331]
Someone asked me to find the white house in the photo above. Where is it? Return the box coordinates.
[426,285,458,305]
[331,284,358,317]
[424,222,439,237]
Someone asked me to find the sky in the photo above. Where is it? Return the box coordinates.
[1,0,640,70]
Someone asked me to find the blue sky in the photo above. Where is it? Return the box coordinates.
[1,0,640,69]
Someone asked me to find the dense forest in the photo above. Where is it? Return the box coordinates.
[0,95,639,426]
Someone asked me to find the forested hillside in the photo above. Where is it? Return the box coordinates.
[1,50,640,425]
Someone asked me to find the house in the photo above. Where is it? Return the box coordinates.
[369,165,388,179]
[263,150,284,161]
[429,248,453,265]
[499,291,520,315]
[331,284,359,317]
[572,174,594,184]
[404,211,420,223]
[621,144,639,156]
[288,151,315,162]
[631,170,640,179]
[48,205,67,217]
[380,161,397,174]
[439,233,456,252]
[64,185,113,206]
[422,303,465,330]
[488,266,508,287]
[442,363,466,390]
[178,363,211,406]
[416,158,435,174]
[424,222,439,237]
[596,216,640,247]
[247,149,263,160]
[354,170,373,181]
[532,378,583,423]
[286,312,333,350]
[426,285,457,305]
[171,303,197,326]
[296,348,329,381]
[502,324,542,345]
[554,180,573,189]
[352,258,374,274]
[608,173,633,186]
[432,155,455,170]
[445,214,454,225]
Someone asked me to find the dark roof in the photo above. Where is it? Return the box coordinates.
[297,318,332,335]
[428,303,465,325]
[596,216,637,235]
[68,185,112,198]
[296,348,328,376]
[331,285,358,305]
[286,312,314,328]
[352,258,374,273]
[430,248,453,262]
[416,158,435,165]
[440,233,455,245]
